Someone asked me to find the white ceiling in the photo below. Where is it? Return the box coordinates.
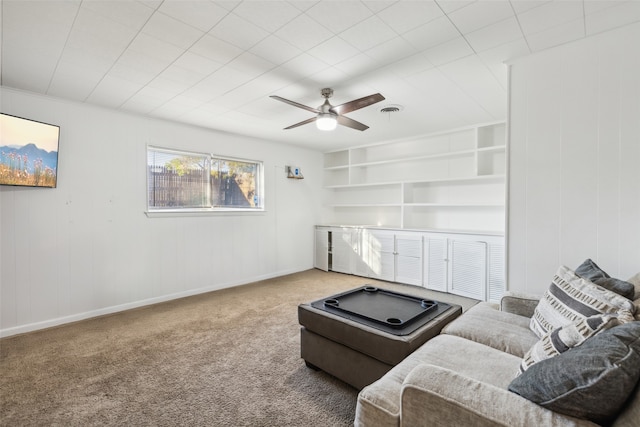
[1,0,639,151]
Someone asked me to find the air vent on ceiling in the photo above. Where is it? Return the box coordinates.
[380,104,404,113]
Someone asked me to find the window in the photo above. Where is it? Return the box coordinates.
[147,146,263,212]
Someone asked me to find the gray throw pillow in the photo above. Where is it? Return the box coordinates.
[576,258,635,300]
[509,321,640,424]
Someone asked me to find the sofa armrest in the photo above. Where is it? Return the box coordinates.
[401,364,597,427]
[500,291,540,318]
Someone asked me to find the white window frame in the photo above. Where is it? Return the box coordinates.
[146,145,265,215]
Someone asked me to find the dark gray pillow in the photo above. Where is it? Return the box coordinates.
[576,258,635,300]
[509,321,640,424]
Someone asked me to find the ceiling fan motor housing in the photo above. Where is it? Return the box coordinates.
[319,99,335,114]
[321,88,334,99]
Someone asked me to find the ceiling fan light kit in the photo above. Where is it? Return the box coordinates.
[316,113,337,131]
[270,88,385,132]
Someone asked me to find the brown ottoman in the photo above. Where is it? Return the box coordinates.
[298,288,462,390]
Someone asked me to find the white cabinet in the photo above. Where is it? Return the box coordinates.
[331,228,354,274]
[356,230,423,286]
[448,240,487,301]
[322,122,506,233]
[316,228,425,285]
[486,242,506,303]
[314,228,329,272]
[394,233,423,286]
[352,228,371,278]
[315,226,505,303]
[424,232,504,302]
[314,226,355,274]
[365,230,395,281]
[424,236,449,292]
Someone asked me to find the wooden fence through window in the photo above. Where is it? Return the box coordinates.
[148,166,209,208]
[148,167,254,208]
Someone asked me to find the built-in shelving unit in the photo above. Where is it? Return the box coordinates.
[323,122,506,233]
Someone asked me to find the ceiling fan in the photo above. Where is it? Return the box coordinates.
[270,88,385,131]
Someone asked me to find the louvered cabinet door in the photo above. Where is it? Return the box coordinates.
[395,234,423,286]
[367,230,395,281]
[487,242,505,303]
[353,229,372,278]
[448,240,487,300]
[424,237,448,292]
[331,229,354,274]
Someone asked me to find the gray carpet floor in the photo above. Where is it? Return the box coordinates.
[0,269,478,426]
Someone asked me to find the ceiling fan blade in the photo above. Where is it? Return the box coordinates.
[270,95,319,114]
[336,115,369,131]
[283,116,318,130]
[330,93,385,115]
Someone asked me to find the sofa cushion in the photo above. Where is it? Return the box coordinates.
[355,334,521,427]
[576,259,636,300]
[519,313,620,373]
[402,364,601,427]
[530,265,636,338]
[442,302,538,358]
[628,272,640,299]
[500,291,540,318]
[630,273,640,321]
[509,321,640,425]
[612,379,640,427]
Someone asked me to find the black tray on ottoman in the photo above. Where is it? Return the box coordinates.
[310,286,452,336]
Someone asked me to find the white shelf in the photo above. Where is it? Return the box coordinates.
[328,203,402,208]
[322,122,507,233]
[323,165,349,171]
[325,181,403,189]
[405,174,505,184]
[325,174,505,189]
[477,145,506,153]
[403,203,505,208]
[347,148,477,168]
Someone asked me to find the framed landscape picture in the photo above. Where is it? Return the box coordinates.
[0,113,60,188]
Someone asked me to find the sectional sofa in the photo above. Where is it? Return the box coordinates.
[355,264,640,427]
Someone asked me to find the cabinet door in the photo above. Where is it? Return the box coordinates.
[448,240,487,300]
[314,228,329,272]
[353,229,372,277]
[487,242,505,303]
[367,230,395,281]
[331,229,353,274]
[424,237,448,291]
[395,234,423,286]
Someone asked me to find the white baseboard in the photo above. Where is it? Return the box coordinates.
[0,268,304,338]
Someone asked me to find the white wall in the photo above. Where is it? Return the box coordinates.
[0,87,325,337]
[508,23,640,295]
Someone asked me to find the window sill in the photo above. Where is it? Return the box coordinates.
[145,208,265,218]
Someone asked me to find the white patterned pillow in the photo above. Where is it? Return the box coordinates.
[519,313,620,374]
[530,265,636,338]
